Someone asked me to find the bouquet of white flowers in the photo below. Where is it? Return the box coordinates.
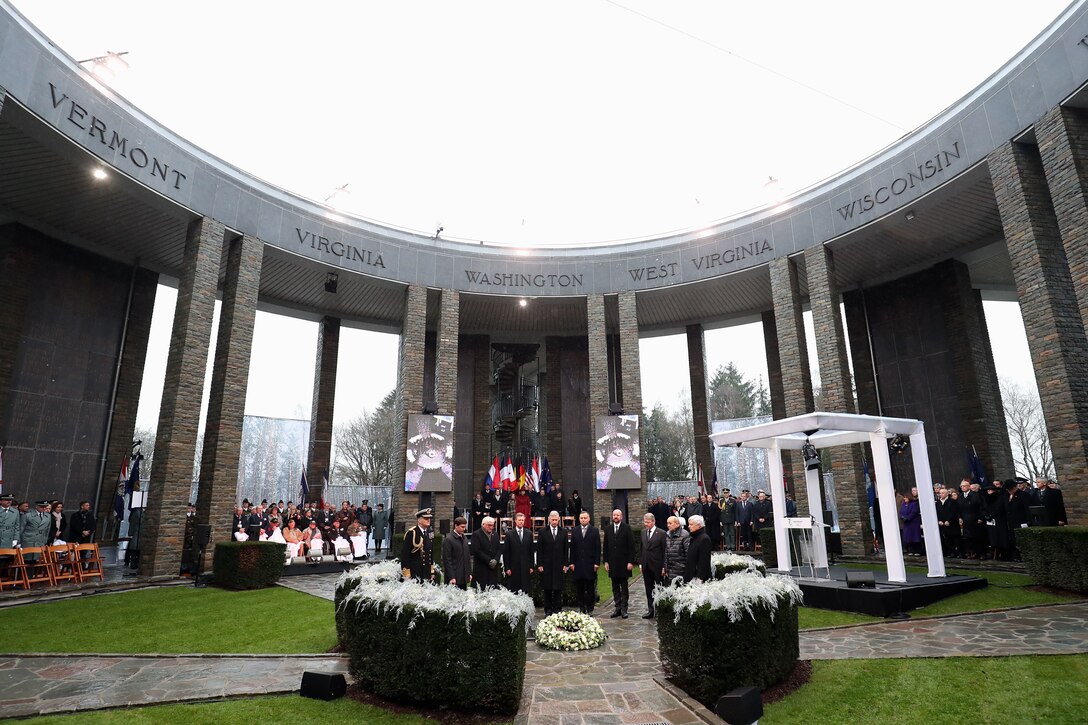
[534,611,608,651]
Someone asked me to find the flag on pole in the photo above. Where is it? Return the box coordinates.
[517,463,527,491]
[320,469,329,510]
[529,457,541,493]
[127,449,142,511]
[485,456,499,491]
[501,455,516,491]
[967,445,988,487]
[113,454,130,521]
[710,466,719,498]
[697,464,706,496]
[300,467,309,503]
[540,457,553,494]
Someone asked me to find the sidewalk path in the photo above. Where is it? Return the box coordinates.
[0,654,347,719]
[800,601,1088,660]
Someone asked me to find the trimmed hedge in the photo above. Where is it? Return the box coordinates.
[212,541,286,590]
[336,565,528,714]
[656,592,799,708]
[1017,526,1088,593]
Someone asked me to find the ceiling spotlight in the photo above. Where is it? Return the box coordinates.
[324,272,339,294]
[802,439,821,471]
[92,168,108,180]
[904,210,916,221]
[518,299,528,308]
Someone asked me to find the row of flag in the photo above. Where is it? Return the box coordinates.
[695,464,720,498]
[298,467,327,509]
[484,454,554,493]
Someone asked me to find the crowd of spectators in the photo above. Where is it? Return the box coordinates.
[0,494,96,549]
[229,498,391,560]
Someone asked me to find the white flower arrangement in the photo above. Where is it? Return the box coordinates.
[338,562,535,634]
[534,611,608,651]
[710,552,767,575]
[654,571,803,624]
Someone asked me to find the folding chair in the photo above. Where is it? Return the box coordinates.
[12,547,54,588]
[0,548,21,591]
[45,544,77,585]
[72,543,105,583]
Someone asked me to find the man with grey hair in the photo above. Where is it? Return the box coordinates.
[603,508,636,618]
[664,515,689,581]
[471,515,501,589]
[685,514,712,582]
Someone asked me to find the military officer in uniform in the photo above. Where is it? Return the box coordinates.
[0,494,18,547]
[401,508,435,581]
[20,500,52,562]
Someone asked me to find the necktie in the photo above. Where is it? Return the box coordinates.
[614,524,619,534]
[582,527,587,536]
[552,528,557,537]
[650,527,655,538]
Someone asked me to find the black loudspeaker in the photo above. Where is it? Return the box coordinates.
[845,571,876,589]
[716,686,763,725]
[300,671,347,701]
[194,524,212,547]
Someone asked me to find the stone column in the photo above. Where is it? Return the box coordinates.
[471,335,492,493]
[1037,106,1088,336]
[432,290,459,522]
[307,316,340,506]
[805,244,871,554]
[761,311,788,420]
[587,294,610,524]
[991,140,1088,524]
[768,256,815,512]
[97,268,159,531]
[196,234,263,559]
[618,291,647,519]
[687,324,715,491]
[394,285,427,528]
[140,217,223,578]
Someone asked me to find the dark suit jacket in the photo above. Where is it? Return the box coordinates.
[502,526,535,592]
[735,500,753,526]
[569,524,600,580]
[441,531,471,586]
[471,527,501,587]
[68,510,96,543]
[640,526,667,573]
[685,527,713,582]
[603,521,636,579]
[536,525,568,590]
[1034,487,1068,526]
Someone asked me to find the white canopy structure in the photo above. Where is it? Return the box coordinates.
[709,412,946,583]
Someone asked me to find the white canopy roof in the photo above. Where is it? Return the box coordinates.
[708,412,925,450]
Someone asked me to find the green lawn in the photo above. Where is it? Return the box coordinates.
[0,586,336,654]
[598,564,641,604]
[763,655,1088,724]
[25,695,440,725]
[798,607,879,629]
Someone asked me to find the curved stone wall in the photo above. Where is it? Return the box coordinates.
[1,0,1086,295]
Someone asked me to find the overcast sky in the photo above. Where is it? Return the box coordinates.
[13,0,1061,434]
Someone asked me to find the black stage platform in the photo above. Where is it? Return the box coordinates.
[784,565,987,617]
[279,561,355,577]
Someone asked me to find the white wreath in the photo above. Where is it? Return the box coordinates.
[534,611,608,651]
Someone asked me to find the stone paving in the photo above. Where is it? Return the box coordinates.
[0,569,1084,723]
[0,654,348,719]
[799,601,1088,660]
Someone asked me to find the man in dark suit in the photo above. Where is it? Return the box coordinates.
[735,490,754,550]
[442,516,471,589]
[471,516,502,589]
[1033,477,1067,526]
[68,501,96,544]
[685,514,713,582]
[471,493,486,530]
[569,511,600,614]
[502,512,534,595]
[536,511,568,615]
[603,508,636,618]
[640,512,667,619]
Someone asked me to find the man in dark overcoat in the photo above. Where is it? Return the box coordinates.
[569,510,600,614]
[502,512,534,594]
[442,516,471,589]
[640,512,667,619]
[536,510,569,615]
[471,516,502,589]
[602,508,636,618]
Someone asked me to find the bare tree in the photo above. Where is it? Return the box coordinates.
[333,390,398,486]
[1000,378,1054,481]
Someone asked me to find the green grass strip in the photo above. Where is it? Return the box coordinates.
[762,654,1088,724]
[0,586,336,654]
